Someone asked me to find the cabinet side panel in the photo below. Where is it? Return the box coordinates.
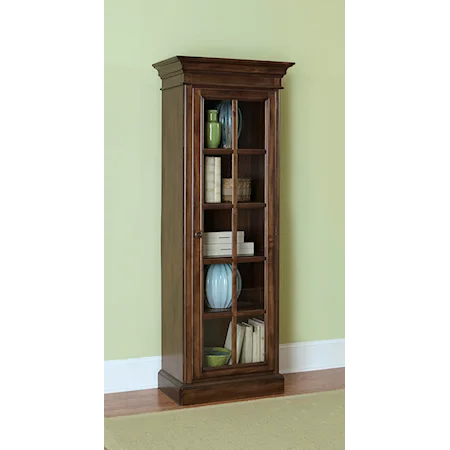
[161,85,184,382]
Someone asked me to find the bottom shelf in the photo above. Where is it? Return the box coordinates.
[203,313,265,370]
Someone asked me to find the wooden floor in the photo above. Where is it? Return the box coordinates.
[104,368,345,418]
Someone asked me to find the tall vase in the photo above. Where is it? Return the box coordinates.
[216,101,243,148]
[205,109,221,148]
[205,264,242,309]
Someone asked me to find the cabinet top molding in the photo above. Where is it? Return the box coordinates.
[153,56,295,90]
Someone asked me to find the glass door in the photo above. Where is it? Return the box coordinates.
[193,89,276,378]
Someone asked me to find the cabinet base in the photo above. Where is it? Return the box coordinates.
[158,369,285,406]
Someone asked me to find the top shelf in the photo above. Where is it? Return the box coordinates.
[203,149,266,155]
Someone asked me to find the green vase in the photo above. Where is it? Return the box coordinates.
[205,110,221,148]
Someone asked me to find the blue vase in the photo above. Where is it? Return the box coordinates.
[205,264,242,309]
[216,101,243,148]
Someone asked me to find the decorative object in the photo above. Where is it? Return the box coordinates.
[205,263,242,309]
[221,178,251,202]
[154,55,294,406]
[204,347,232,367]
[205,109,221,148]
[216,100,243,148]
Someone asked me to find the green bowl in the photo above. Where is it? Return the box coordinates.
[204,347,231,367]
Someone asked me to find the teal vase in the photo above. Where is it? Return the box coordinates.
[205,264,242,309]
[205,110,221,148]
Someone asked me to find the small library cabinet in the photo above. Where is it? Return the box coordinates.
[153,56,294,405]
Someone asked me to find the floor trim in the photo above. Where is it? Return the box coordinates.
[104,338,345,394]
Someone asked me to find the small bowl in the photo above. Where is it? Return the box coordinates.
[204,347,231,367]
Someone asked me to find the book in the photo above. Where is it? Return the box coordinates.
[204,157,221,203]
[248,318,264,362]
[203,242,254,257]
[224,321,245,364]
[239,322,253,364]
[204,156,215,203]
[203,231,245,244]
[244,321,259,363]
[252,324,260,363]
[214,157,221,202]
[250,318,265,362]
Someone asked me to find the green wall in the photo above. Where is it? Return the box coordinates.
[105,0,344,360]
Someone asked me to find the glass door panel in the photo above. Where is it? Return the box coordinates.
[238,100,266,150]
[203,317,233,370]
[237,262,265,313]
[237,313,266,364]
[199,91,269,374]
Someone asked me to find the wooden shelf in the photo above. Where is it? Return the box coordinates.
[203,308,266,320]
[203,148,232,155]
[203,203,232,210]
[238,307,265,316]
[203,361,267,371]
[203,309,232,319]
[237,149,266,155]
[203,202,265,210]
[203,148,266,155]
[203,255,265,265]
[238,202,265,209]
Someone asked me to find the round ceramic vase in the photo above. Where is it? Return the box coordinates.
[205,109,221,148]
[205,264,242,309]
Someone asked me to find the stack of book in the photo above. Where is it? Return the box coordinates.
[205,156,221,203]
[223,318,265,364]
[203,231,254,257]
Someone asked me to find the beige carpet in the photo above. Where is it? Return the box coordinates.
[105,389,345,450]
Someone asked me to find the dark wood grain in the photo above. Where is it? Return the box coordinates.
[154,56,294,74]
[158,370,183,405]
[203,208,232,232]
[203,317,230,348]
[160,85,184,382]
[238,268,265,311]
[239,100,267,150]
[153,56,294,91]
[203,307,266,320]
[203,201,265,210]
[203,148,233,155]
[159,369,283,406]
[203,255,266,265]
[231,99,238,366]
[201,89,271,101]
[183,85,193,384]
[203,202,232,210]
[154,57,294,405]
[267,90,278,372]
[273,90,281,373]
[192,88,203,380]
[182,373,283,405]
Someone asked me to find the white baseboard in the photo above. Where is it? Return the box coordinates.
[278,338,345,374]
[104,338,345,394]
[104,356,162,394]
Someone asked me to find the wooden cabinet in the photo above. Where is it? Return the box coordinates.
[153,56,294,405]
